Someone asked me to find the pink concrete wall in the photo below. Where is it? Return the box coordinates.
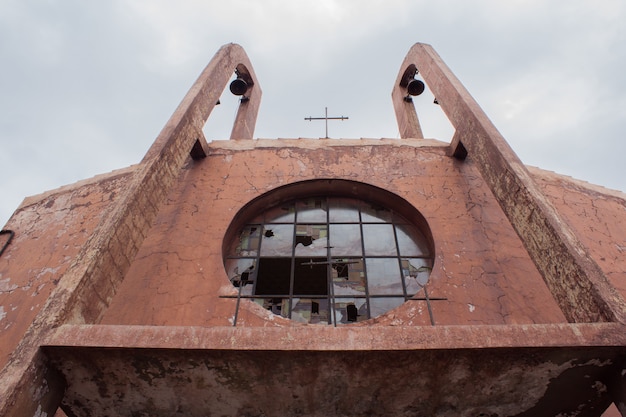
[101,140,566,327]
[0,169,135,370]
[531,167,626,302]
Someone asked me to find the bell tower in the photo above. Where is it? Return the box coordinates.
[1,43,625,417]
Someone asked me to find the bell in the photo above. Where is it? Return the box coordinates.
[229,78,248,96]
[407,79,425,96]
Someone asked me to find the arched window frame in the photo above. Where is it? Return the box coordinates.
[223,180,437,326]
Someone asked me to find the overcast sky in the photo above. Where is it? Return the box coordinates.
[1,1,625,226]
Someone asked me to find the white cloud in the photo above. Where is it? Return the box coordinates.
[1,1,625,226]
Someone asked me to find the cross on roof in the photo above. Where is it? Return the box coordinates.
[304,107,349,138]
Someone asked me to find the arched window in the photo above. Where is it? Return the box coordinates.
[224,183,434,325]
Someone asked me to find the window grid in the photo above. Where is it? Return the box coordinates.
[225,197,433,326]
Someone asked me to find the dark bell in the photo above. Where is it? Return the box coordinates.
[407,79,425,96]
[229,78,248,96]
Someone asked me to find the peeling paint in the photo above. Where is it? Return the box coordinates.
[32,404,47,417]
[35,267,61,281]
[45,345,624,417]
[0,278,18,293]
[0,168,134,372]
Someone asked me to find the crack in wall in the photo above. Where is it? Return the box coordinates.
[101,145,568,327]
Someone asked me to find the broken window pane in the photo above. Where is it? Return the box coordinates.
[259,224,294,256]
[332,258,366,297]
[332,298,368,324]
[294,224,328,256]
[256,258,291,295]
[225,258,256,296]
[226,195,433,325]
[291,298,329,324]
[293,257,328,296]
[401,258,432,295]
[231,225,261,256]
[260,297,289,318]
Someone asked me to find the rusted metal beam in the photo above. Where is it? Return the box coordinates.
[394,43,626,324]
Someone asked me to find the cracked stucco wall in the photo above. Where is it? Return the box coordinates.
[530,167,626,302]
[100,140,566,327]
[2,139,624,417]
[0,169,135,370]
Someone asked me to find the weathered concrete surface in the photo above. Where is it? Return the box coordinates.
[100,139,566,328]
[44,337,624,417]
[392,63,425,139]
[530,168,626,302]
[45,323,626,351]
[42,323,626,416]
[0,167,136,371]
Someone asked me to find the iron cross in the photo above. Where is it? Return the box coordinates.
[305,107,349,138]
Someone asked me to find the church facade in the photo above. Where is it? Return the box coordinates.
[1,43,625,416]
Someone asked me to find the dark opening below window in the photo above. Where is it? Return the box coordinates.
[256,257,328,296]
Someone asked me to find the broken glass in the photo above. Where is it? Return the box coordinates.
[294,224,328,256]
[332,259,366,296]
[259,224,294,256]
[332,298,368,324]
[401,258,431,295]
[260,297,288,317]
[291,298,329,324]
[226,195,434,325]
[232,225,261,256]
[225,258,256,296]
